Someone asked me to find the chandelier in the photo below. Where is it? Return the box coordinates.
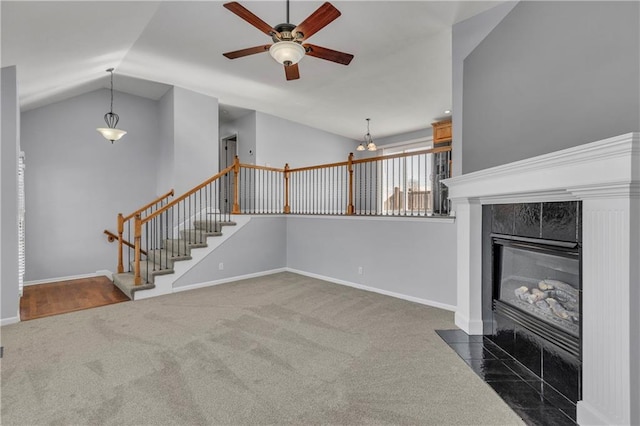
[356,118,377,152]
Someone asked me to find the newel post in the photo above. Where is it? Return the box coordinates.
[133,214,142,286]
[283,163,291,214]
[347,152,355,215]
[232,155,241,214]
[117,213,124,273]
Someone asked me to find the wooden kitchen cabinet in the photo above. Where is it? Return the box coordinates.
[432,120,452,145]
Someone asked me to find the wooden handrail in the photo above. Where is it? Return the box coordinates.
[351,146,451,165]
[122,188,174,222]
[282,146,451,173]
[103,230,146,255]
[288,160,349,173]
[142,164,235,225]
[132,165,234,285]
[103,229,118,242]
[240,163,285,173]
[118,189,174,274]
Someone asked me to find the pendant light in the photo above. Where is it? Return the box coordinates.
[96,68,126,143]
[357,118,377,152]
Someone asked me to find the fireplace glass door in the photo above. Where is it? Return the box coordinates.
[494,238,580,337]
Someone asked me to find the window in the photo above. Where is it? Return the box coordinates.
[380,139,434,215]
[18,152,25,297]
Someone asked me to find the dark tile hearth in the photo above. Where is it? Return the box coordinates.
[437,329,577,426]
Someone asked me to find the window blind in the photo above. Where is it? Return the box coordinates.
[18,152,25,297]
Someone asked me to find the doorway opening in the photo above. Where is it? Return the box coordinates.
[220,134,237,213]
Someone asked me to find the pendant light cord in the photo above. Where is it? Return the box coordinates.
[109,68,114,114]
[97,67,126,142]
[103,68,120,129]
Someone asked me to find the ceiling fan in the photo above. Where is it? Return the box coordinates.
[222,1,354,81]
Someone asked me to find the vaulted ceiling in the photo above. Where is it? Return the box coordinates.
[1,1,503,139]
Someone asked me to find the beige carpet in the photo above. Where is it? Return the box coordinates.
[1,272,524,425]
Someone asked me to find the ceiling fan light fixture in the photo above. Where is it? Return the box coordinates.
[269,41,305,65]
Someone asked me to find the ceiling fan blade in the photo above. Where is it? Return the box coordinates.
[284,63,300,81]
[293,2,341,41]
[303,44,353,65]
[223,45,272,59]
[223,2,279,37]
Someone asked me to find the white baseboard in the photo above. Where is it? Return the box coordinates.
[454,312,485,335]
[1,316,20,326]
[24,270,113,286]
[286,268,457,312]
[577,400,616,426]
[172,268,287,293]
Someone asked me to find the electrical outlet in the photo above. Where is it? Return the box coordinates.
[219,262,224,270]
[358,266,363,275]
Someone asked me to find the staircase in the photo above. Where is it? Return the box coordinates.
[112,218,237,299]
[103,162,246,300]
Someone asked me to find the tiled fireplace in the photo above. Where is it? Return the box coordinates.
[486,201,583,405]
[443,133,639,426]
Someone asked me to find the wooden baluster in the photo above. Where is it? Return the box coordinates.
[117,213,124,273]
[232,155,241,214]
[283,163,290,214]
[134,214,142,286]
[347,152,355,215]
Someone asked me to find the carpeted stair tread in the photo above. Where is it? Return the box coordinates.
[191,220,223,233]
[179,229,222,243]
[137,260,174,283]
[192,220,236,232]
[146,249,191,269]
[163,238,208,256]
[113,272,155,299]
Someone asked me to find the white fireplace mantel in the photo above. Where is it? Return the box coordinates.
[443,133,639,426]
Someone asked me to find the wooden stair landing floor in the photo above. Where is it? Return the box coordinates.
[20,276,130,321]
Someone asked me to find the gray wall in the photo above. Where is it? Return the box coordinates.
[255,112,355,168]
[286,216,457,307]
[461,1,640,173]
[157,89,175,195]
[173,216,286,288]
[452,1,518,177]
[373,127,432,149]
[172,87,219,195]
[1,66,20,322]
[21,89,161,281]
[173,215,456,308]
[221,110,356,168]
